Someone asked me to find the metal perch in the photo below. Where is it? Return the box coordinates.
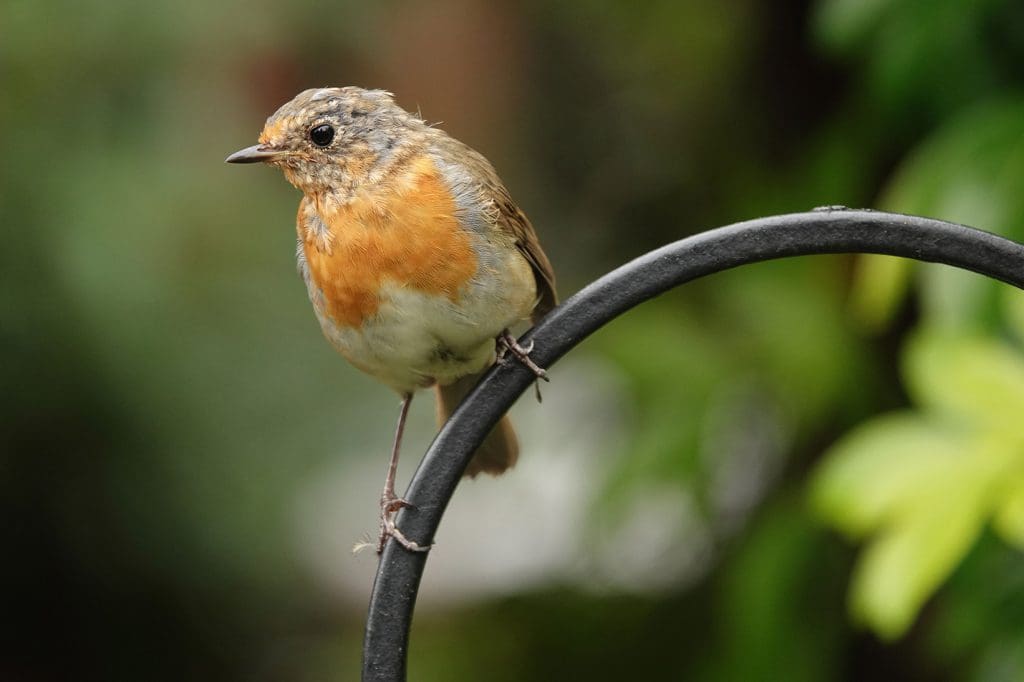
[362,209,1024,681]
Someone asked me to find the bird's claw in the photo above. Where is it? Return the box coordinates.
[497,331,549,381]
[377,494,431,554]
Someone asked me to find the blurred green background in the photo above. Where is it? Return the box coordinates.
[6,0,1024,679]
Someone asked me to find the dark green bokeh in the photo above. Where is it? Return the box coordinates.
[5,0,1024,679]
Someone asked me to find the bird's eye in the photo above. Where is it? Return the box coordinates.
[309,124,335,147]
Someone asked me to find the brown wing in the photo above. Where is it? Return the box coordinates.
[431,135,558,322]
[493,192,558,321]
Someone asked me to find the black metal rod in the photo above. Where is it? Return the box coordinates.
[362,209,1024,681]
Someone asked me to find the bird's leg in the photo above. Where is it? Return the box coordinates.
[377,393,430,554]
[497,330,549,381]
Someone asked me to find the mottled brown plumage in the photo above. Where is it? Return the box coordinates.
[227,87,556,553]
[428,135,558,320]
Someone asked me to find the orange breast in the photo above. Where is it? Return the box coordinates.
[299,156,479,329]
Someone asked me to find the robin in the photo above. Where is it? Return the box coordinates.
[227,87,556,553]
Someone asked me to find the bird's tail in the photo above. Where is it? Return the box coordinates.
[435,373,518,477]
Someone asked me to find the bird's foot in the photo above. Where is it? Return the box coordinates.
[496,330,549,382]
[377,494,431,554]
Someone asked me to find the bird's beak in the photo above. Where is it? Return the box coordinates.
[225,144,286,164]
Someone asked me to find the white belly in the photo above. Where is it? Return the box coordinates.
[301,245,537,393]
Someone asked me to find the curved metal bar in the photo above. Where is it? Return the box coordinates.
[362,209,1024,680]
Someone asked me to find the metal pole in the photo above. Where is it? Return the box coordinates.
[362,209,1024,681]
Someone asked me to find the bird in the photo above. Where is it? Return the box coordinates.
[226,87,556,553]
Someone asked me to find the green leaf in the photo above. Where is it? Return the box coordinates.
[814,327,1024,639]
[851,98,1024,332]
[849,254,912,332]
[850,470,989,639]
[993,476,1024,549]
[814,410,1009,638]
[903,330,1024,428]
[811,413,965,538]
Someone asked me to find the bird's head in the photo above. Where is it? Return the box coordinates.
[226,87,420,193]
